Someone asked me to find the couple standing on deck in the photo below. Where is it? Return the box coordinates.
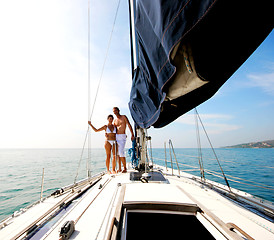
[88,107,134,174]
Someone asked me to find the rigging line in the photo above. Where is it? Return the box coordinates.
[74,128,89,184]
[74,0,121,183]
[195,109,232,192]
[194,108,205,181]
[89,0,121,121]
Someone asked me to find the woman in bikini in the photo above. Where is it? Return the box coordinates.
[88,114,117,174]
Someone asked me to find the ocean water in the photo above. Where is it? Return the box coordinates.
[0,148,273,222]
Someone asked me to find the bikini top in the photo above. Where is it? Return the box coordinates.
[106,125,116,134]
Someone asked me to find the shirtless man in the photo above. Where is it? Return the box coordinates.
[113,107,134,173]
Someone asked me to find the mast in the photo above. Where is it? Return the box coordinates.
[87,0,91,177]
[128,0,148,170]
[128,0,138,75]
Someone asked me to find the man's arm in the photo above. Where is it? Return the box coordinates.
[125,116,135,141]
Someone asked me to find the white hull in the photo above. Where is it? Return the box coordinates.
[1,164,273,240]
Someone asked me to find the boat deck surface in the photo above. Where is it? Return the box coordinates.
[0,165,273,240]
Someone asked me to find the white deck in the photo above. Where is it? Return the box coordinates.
[0,165,273,240]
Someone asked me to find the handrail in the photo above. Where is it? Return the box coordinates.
[107,185,126,240]
[9,181,95,240]
[226,223,255,240]
[177,186,243,240]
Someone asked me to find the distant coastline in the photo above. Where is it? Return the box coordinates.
[224,140,274,148]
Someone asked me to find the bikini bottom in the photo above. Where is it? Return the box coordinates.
[107,140,116,147]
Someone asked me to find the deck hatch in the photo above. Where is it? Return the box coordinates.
[123,201,200,213]
[120,202,215,240]
[126,212,215,239]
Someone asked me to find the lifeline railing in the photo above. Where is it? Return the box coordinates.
[153,154,274,193]
[163,140,181,176]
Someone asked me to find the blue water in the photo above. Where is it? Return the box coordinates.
[0,148,273,222]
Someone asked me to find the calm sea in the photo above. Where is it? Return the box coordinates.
[0,148,273,222]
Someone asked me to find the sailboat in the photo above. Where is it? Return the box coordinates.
[0,0,273,239]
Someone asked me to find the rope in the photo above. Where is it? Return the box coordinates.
[74,0,121,184]
[128,139,139,168]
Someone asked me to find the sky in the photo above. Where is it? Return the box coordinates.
[0,0,273,149]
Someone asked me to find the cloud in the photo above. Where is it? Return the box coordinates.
[0,0,134,148]
[247,72,274,95]
[258,100,274,107]
[177,114,233,125]
[176,113,241,135]
[201,123,241,135]
[246,62,274,95]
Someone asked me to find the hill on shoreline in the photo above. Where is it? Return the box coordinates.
[224,140,274,148]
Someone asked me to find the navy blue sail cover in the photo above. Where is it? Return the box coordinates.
[129,0,273,128]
